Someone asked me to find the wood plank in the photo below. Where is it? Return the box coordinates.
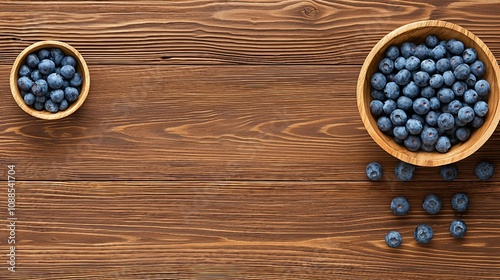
[1,181,499,279]
[1,65,499,181]
[1,1,500,65]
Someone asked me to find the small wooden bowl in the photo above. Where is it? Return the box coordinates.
[357,20,500,167]
[10,41,90,120]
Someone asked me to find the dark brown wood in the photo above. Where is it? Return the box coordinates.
[1,1,500,279]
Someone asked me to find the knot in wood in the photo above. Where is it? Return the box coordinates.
[302,5,319,19]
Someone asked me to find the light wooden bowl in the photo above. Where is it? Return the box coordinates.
[357,20,500,167]
[10,41,90,120]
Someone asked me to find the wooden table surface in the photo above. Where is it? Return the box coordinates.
[1,1,500,279]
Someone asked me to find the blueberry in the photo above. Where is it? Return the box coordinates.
[475,161,494,181]
[412,97,430,115]
[395,161,415,182]
[33,101,44,111]
[425,111,439,126]
[401,42,416,58]
[465,74,477,88]
[436,58,451,73]
[437,87,454,104]
[431,45,447,60]
[411,114,425,124]
[62,79,70,89]
[474,101,488,117]
[448,100,462,115]
[395,96,411,111]
[372,90,386,101]
[420,143,435,152]
[59,99,69,111]
[436,136,451,153]
[47,73,64,89]
[50,48,65,65]
[37,48,51,60]
[421,127,439,145]
[17,76,34,91]
[45,100,59,113]
[456,127,471,141]
[440,164,458,181]
[451,193,469,212]
[450,56,464,70]
[19,64,31,77]
[61,55,77,67]
[450,220,467,238]
[413,71,430,87]
[385,230,403,248]
[463,89,478,105]
[454,64,471,80]
[371,72,387,90]
[462,48,478,64]
[447,39,465,55]
[420,59,436,74]
[70,73,83,87]
[474,79,490,96]
[38,59,56,75]
[406,118,423,135]
[31,79,49,96]
[414,44,429,60]
[64,87,80,102]
[390,109,407,126]
[404,135,421,151]
[60,65,76,79]
[402,81,420,99]
[470,60,485,77]
[36,95,47,103]
[458,106,475,123]
[383,99,397,115]
[420,86,435,99]
[443,70,456,86]
[378,57,394,74]
[426,35,439,48]
[394,57,406,71]
[31,70,43,81]
[366,162,383,181]
[438,113,454,130]
[26,53,40,68]
[23,93,36,105]
[50,89,65,103]
[422,194,442,214]
[414,224,433,244]
[429,74,443,89]
[471,116,484,128]
[384,82,400,100]
[370,100,384,116]
[454,115,467,127]
[429,97,440,110]
[405,56,420,71]
[391,196,410,216]
[386,45,400,60]
[451,81,467,97]
[393,126,408,140]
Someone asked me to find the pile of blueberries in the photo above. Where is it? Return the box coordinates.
[370,35,490,153]
[17,48,82,113]
[365,160,494,247]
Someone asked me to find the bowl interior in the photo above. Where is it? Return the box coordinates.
[10,41,90,120]
[357,21,500,166]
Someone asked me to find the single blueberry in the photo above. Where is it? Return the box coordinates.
[456,127,471,141]
[413,97,431,115]
[17,76,34,91]
[436,136,451,153]
[422,194,442,214]
[475,79,490,96]
[383,99,397,115]
[36,95,47,103]
[436,58,451,73]
[411,114,425,124]
[50,89,65,103]
[366,162,383,181]
[371,72,387,90]
[394,57,406,71]
[23,93,36,105]
[377,116,393,133]
[385,230,403,248]
[470,60,485,77]
[425,111,439,126]
[50,48,65,65]
[429,97,440,111]
[384,82,400,100]
[401,42,416,58]
[421,127,439,146]
[450,220,467,238]
[420,86,435,99]
[421,59,436,74]
[60,65,76,79]
[465,74,477,88]
[402,81,419,99]
[390,109,407,126]
[447,39,465,55]
[404,135,421,151]
[38,59,56,75]
[406,118,423,135]
[31,79,49,96]
[448,100,462,115]
[386,45,400,60]
[45,100,59,113]
[475,161,494,181]
[463,89,479,105]
[405,56,420,71]
[437,87,455,104]
[371,89,386,101]
[429,74,444,89]
[438,113,455,130]
[61,55,77,67]
[474,101,488,117]
[70,73,83,87]
[426,34,439,48]
[431,45,447,60]
[413,71,430,87]
[393,126,408,140]
[33,101,44,111]
[454,64,471,80]
[394,69,411,86]
[396,96,413,111]
[451,193,469,213]
[440,164,458,181]
[462,48,478,64]
[37,48,51,60]
[450,56,464,70]
[64,87,80,102]
[31,69,43,81]
[443,71,456,86]
[19,64,31,77]
[458,106,475,123]
[414,44,429,60]
[451,81,467,97]
[391,196,410,216]
[471,116,484,128]
[26,53,40,68]
[414,224,433,244]
[59,99,69,111]
[421,143,435,152]
[47,73,64,89]
[395,161,415,182]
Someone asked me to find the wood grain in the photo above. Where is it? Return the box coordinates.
[1,65,499,181]
[1,181,499,280]
[1,1,500,65]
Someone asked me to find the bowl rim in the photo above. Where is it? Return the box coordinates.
[10,40,90,120]
[357,20,500,167]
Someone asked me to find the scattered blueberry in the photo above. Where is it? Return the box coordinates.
[395,161,415,182]
[451,193,469,213]
[391,196,410,216]
[450,220,467,238]
[385,230,403,248]
[475,161,494,181]
[366,162,383,181]
[422,194,442,215]
[414,224,434,244]
[440,164,458,181]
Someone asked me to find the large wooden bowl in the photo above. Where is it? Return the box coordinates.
[10,41,90,120]
[357,20,500,167]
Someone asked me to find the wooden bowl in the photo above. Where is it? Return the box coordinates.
[357,20,500,167]
[10,41,90,120]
